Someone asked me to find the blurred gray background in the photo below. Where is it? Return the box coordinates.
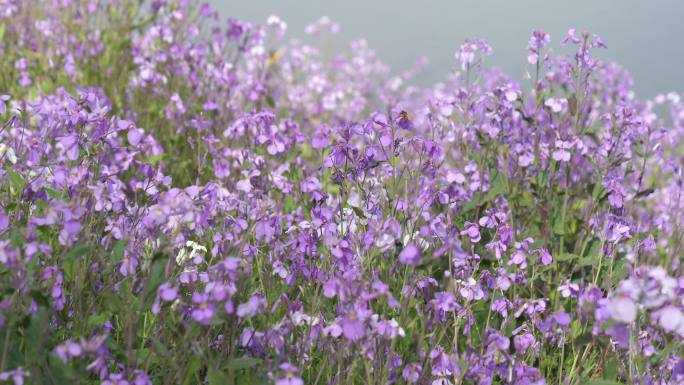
[209,0,684,98]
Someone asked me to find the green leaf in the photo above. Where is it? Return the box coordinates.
[552,215,566,235]
[144,259,166,306]
[236,371,270,385]
[63,244,96,280]
[482,170,509,204]
[111,240,126,263]
[611,262,629,284]
[604,356,619,380]
[183,355,202,385]
[577,256,597,267]
[208,367,230,385]
[30,290,50,308]
[48,354,77,382]
[87,313,110,327]
[26,307,47,363]
[583,380,625,385]
[151,338,171,358]
[283,195,297,214]
[6,169,25,196]
[44,187,64,199]
[556,253,578,262]
[228,356,262,370]
[600,319,619,331]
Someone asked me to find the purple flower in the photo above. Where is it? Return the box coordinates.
[341,312,365,341]
[159,283,178,302]
[545,98,567,113]
[658,306,684,336]
[605,323,630,349]
[402,363,422,383]
[0,368,29,385]
[454,38,492,71]
[527,30,550,64]
[538,249,552,266]
[236,294,266,319]
[606,297,637,323]
[399,243,421,265]
[275,363,303,385]
[323,320,343,338]
[102,373,130,385]
[552,140,572,162]
[127,128,145,146]
[460,222,481,243]
[55,340,82,363]
[190,293,216,325]
[555,310,571,326]
[514,332,535,353]
[255,220,275,241]
[0,95,10,114]
[431,292,458,313]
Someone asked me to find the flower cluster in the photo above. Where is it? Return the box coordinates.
[0,1,683,385]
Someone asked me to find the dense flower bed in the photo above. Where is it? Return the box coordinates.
[1,1,684,384]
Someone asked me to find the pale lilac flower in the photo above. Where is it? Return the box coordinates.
[545,98,567,113]
[454,38,492,71]
[0,368,29,385]
[460,222,481,243]
[341,312,364,341]
[552,140,572,162]
[402,363,422,383]
[399,243,421,265]
[0,95,9,114]
[606,297,637,323]
[275,363,303,385]
[527,30,550,64]
[236,294,266,319]
[658,306,684,336]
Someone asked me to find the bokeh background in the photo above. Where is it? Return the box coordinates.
[210,0,684,98]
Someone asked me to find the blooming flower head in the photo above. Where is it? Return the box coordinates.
[275,363,303,385]
[527,29,550,64]
[454,38,492,71]
[606,297,637,323]
[399,243,421,265]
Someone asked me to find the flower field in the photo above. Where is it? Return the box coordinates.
[1,1,683,384]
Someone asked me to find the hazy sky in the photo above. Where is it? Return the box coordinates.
[209,0,684,98]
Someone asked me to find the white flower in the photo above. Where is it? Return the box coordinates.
[0,143,17,164]
[176,241,207,265]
